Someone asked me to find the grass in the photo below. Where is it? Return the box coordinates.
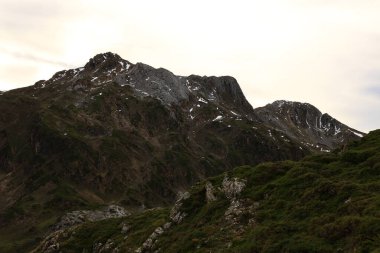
[8,128,380,252]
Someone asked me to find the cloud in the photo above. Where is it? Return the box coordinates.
[0,0,379,131]
[0,48,74,68]
[365,86,380,97]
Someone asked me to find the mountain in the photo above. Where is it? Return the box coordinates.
[0,52,364,251]
[32,129,380,253]
[255,100,365,151]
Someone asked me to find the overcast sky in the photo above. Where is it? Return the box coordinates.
[1,0,379,132]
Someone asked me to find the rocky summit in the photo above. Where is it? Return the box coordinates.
[255,100,365,151]
[0,52,366,252]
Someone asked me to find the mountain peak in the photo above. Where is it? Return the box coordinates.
[84,52,128,71]
[272,100,316,109]
[255,100,365,150]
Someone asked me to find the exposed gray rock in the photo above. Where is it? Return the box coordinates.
[222,176,246,200]
[135,226,165,253]
[31,229,70,253]
[205,181,217,202]
[169,191,190,224]
[224,198,258,235]
[115,63,190,105]
[135,192,191,252]
[121,222,131,234]
[187,75,254,114]
[93,239,120,253]
[163,222,172,230]
[54,205,130,231]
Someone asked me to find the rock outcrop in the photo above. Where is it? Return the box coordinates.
[53,205,130,231]
[222,176,246,200]
[205,181,217,202]
[169,191,190,224]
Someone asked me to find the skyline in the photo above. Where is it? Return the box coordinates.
[1,0,379,132]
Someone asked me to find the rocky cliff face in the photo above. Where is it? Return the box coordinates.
[255,100,365,151]
[0,52,364,252]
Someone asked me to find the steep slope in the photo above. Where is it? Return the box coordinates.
[255,100,365,151]
[0,53,309,251]
[35,129,380,253]
[0,53,306,209]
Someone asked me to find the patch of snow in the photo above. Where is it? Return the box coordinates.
[230,111,240,116]
[213,115,223,121]
[267,130,276,140]
[99,92,102,96]
[347,129,364,137]
[190,108,193,113]
[198,98,208,104]
[197,104,200,108]
[334,125,341,135]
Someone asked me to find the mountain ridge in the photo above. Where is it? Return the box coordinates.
[255,100,365,151]
[0,52,365,252]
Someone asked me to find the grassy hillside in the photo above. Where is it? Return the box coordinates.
[32,129,380,253]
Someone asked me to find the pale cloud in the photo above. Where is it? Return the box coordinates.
[366,86,380,97]
[0,0,379,131]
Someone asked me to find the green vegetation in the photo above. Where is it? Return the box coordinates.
[39,129,380,252]
[58,208,168,252]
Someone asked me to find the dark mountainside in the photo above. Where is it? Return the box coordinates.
[33,130,380,253]
[255,100,364,151]
[0,52,365,252]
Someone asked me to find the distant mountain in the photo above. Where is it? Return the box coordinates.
[255,100,365,151]
[0,52,364,252]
